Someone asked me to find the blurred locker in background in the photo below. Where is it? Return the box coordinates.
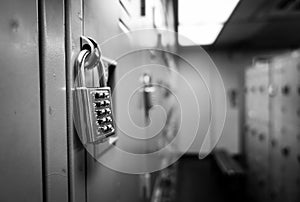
[245,51,300,202]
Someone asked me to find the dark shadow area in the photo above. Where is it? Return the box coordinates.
[176,153,248,202]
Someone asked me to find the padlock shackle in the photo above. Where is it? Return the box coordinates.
[97,56,107,87]
[75,49,90,87]
[76,36,107,87]
[80,36,101,70]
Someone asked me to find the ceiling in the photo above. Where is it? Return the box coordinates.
[203,0,300,49]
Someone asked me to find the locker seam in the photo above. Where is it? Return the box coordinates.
[64,0,73,201]
[37,0,48,201]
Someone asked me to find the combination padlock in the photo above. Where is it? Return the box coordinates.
[74,37,115,145]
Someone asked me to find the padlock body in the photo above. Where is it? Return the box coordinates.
[74,86,115,144]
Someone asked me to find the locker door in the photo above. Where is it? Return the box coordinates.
[269,54,300,202]
[245,62,271,202]
[0,0,43,201]
[65,0,87,202]
[38,0,69,201]
[82,1,142,202]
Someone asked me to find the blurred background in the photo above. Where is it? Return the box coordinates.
[0,0,299,202]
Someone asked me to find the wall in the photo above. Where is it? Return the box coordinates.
[209,50,246,154]
[176,48,212,155]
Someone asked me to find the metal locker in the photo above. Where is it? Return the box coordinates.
[270,52,300,202]
[269,131,284,202]
[39,0,70,201]
[245,63,270,202]
[245,51,300,202]
[0,0,178,201]
[0,0,43,201]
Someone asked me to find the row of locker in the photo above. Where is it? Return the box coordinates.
[244,51,300,202]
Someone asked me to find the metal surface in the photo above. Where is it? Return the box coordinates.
[39,0,69,201]
[245,62,271,202]
[80,36,102,72]
[245,52,300,202]
[83,1,142,202]
[0,0,43,201]
[78,36,106,87]
[65,0,87,201]
[74,87,115,144]
[74,38,116,143]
